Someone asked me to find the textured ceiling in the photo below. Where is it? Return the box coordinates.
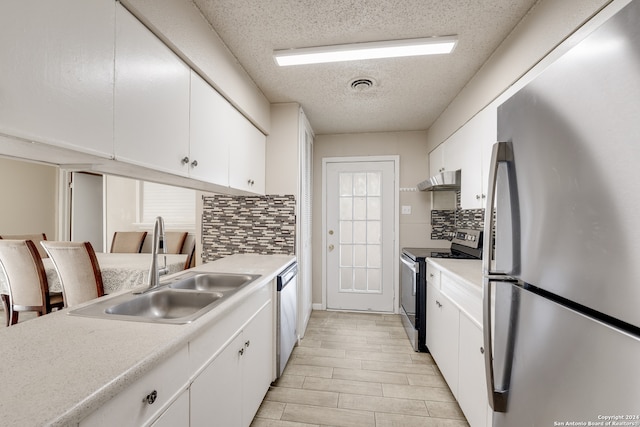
[192,0,539,135]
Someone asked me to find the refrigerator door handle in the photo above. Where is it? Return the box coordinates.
[483,141,518,278]
[483,279,509,412]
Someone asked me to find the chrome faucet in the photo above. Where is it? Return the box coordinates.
[136,216,169,293]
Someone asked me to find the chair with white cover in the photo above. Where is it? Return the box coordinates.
[0,233,49,258]
[0,239,64,326]
[110,231,147,253]
[41,241,104,308]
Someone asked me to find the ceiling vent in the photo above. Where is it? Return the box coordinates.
[350,78,375,91]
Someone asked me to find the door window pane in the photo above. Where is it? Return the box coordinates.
[353,173,367,196]
[340,173,353,196]
[354,245,367,267]
[340,221,352,243]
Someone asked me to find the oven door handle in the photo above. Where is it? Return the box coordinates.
[400,255,419,295]
[400,255,418,273]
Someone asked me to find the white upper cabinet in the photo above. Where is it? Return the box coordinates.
[429,143,446,176]
[429,106,497,209]
[0,0,115,158]
[189,71,230,186]
[228,110,266,195]
[114,4,190,176]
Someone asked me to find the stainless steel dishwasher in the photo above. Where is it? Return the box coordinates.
[276,261,298,378]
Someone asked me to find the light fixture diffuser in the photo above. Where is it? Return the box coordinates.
[273,36,457,66]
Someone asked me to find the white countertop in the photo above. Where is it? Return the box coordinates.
[0,254,295,426]
[426,258,483,288]
[426,258,484,327]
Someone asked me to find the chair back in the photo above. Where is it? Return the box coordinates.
[0,233,48,258]
[0,240,48,308]
[110,231,147,253]
[41,241,104,308]
[181,234,196,269]
[164,231,188,254]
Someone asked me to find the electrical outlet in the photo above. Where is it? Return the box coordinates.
[401,205,412,215]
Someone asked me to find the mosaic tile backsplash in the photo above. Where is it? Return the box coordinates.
[202,195,296,262]
[431,191,485,239]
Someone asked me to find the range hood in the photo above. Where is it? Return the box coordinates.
[417,169,461,191]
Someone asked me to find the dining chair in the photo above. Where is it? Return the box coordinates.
[41,241,105,308]
[141,231,188,255]
[0,239,64,326]
[110,231,147,253]
[165,231,188,254]
[181,234,196,269]
[0,233,49,258]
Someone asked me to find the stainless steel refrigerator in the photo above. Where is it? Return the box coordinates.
[483,1,640,425]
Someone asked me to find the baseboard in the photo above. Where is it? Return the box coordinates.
[312,303,324,311]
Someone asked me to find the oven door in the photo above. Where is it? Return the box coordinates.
[400,252,418,350]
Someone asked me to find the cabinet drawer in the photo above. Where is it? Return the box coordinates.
[80,346,189,427]
[426,264,441,288]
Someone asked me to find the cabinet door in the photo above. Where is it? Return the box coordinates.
[114,4,190,176]
[480,107,498,207]
[241,302,274,425]
[228,111,266,194]
[458,314,490,427]
[151,390,189,427]
[189,71,230,186]
[191,333,244,427]
[426,284,460,397]
[429,144,445,176]
[0,0,114,158]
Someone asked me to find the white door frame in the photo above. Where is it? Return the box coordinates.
[321,155,400,313]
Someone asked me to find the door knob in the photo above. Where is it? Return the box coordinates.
[328,230,334,235]
[328,244,335,252]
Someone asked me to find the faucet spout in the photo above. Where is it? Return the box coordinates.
[136,216,168,294]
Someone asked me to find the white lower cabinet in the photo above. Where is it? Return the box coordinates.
[426,283,459,397]
[426,263,492,427]
[191,333,244,426]
[458,314,491,427]
[191,300,273,427]
[81,281,274,427]
[151,390,190,427]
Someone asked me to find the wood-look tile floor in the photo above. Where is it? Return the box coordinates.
[252,310,469,427]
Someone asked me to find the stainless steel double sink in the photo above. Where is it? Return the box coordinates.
[69,272,261,324]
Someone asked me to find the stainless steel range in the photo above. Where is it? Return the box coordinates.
[400,229,482,352]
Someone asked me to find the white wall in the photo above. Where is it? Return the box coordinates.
[426,0,611,152]
[312,131,441,304]
[0,157,58,240]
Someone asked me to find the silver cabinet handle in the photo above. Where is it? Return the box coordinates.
[245,340,250,348]
[191,160,198,167]
[181,156,189,165]
[239,348,245,356]
[144,390,158,405]
[247,179,255,186]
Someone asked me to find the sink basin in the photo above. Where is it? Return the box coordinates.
[168,273,260,293]
[68,272,261,324]
[105,289,223,320]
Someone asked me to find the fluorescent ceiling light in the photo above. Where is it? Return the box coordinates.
[274,36,457,66]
